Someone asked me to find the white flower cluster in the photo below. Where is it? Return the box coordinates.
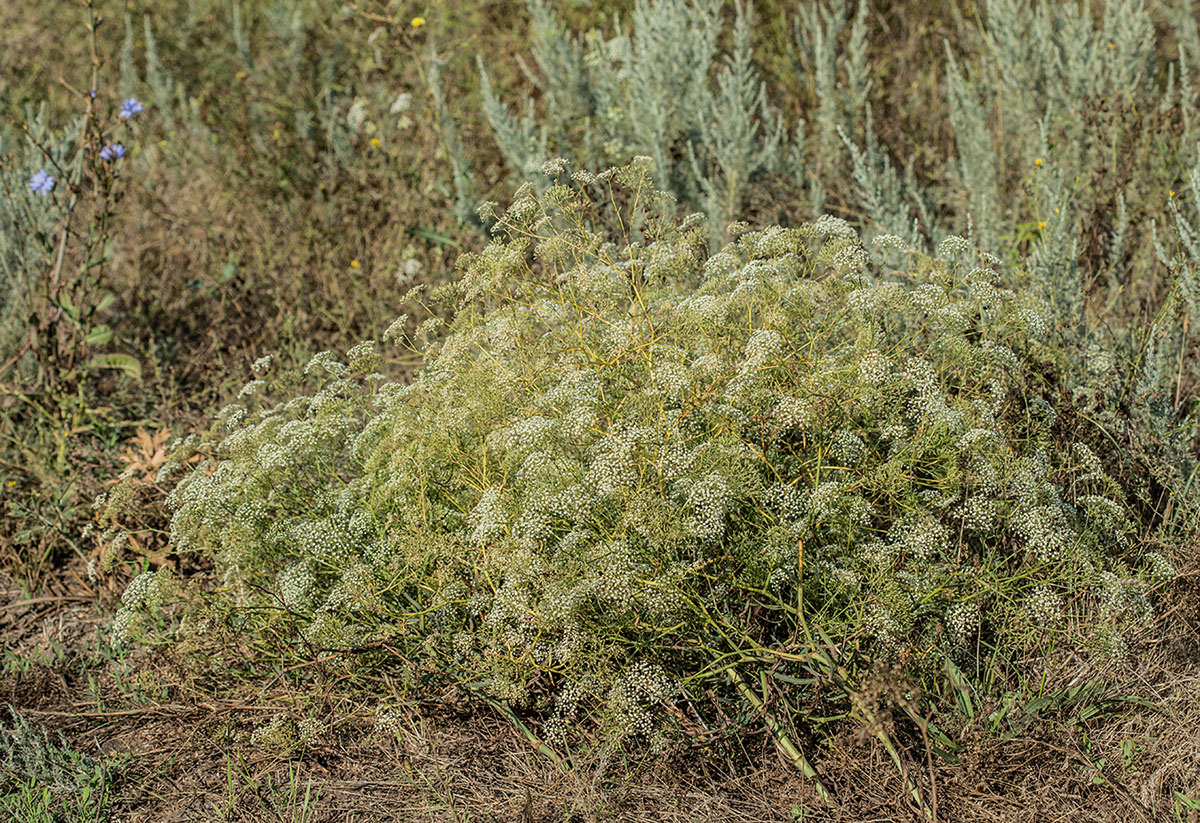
[607,661,675,740]
[277,561,315,609]
[959,496,999,534]
[1077,494,1126,532]
[347,340,382,374]
[773,395,814,430]
[910,283,947,313]
[865,604,907,652]
[250,714,297,750]
[293,518,355,564]
[237,379,266,400]
[109,608,137,644]
[764,482,806,522]
[828,242,870,274]
[856,349,893,385]
[945,600,978,645]
[586,424,648,495]
[485,313,522,352]
[375,708,407,739]
[904,358,965,432]
[1025,586,1063,628]
[322,560,382,614]
[382,314,409,344]
[251,354,273,375]
[469,486,508,546]
[829,429,865,466]
[1019,308,1047,340]
[936,235,972,258]
[1010,503,1071,563]
[679,293,727,324]
[807,481,844,522]
[872,233,909,253]
[588,540,638,610]
[304,350,348,378]
[1144,552,1176,580]
[122,568,168,610]
[651,361,688,399]
[1096,627,1129,665]
[898,517,951,561]
[679,473,733,540]
[703,251,740,279]
[302,611,362,650]
[980,340,1020,375]
[1094,571,1129,619]
[296,717,321,745]
[741,328,783,373]
[958,427,1001,453]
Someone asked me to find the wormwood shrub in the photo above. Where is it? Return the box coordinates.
[0,708,117,821]
[467,0,1200,335]
[108,162,1178,751]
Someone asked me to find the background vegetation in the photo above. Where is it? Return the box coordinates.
[1,0,1198,820]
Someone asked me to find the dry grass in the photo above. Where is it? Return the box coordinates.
[3,555,1198,822]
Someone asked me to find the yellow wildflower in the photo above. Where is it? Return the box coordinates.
[411,16,426,28]
[370,137,381,148]
[350,260,362,269]
[1034,158,1043,167]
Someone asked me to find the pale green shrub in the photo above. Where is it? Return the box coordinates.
[0,708,116,821]
[477,0,788,246]
[466,0,1200,321]
[113,162,1179,744]
[466,0,932,243]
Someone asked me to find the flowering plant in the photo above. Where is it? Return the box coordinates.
[106,161,1176,762]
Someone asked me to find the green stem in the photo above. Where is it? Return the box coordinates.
[726,668,832,805]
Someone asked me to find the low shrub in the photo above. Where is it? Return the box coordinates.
[104,162,1186,756]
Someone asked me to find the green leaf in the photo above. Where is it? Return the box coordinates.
[944,659,974,720]
[58,294,80,323]
[1174,791,1200,811]
[94,293,117,313]
[408,227,461,248]
[88,353,141,380]
[84,325,112,346]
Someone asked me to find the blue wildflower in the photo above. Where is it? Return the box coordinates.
[29,169,55,195]
[99,143,127,161]
[118,98,144,119]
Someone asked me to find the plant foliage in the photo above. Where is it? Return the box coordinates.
[108,161,1185,750]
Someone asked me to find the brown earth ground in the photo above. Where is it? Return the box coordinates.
[4,558,1198,822]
